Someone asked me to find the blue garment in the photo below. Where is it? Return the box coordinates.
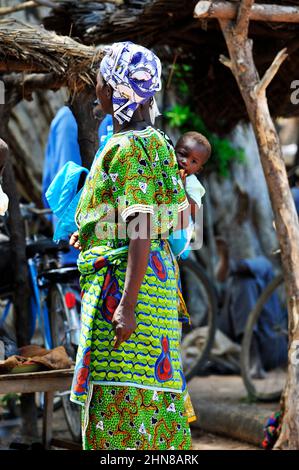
[43,106,82,265]
[168,219,192,260]
[98,114,113,151]
[291,187,299,215]
[46,161,88,242]
[219,256,287,370]
[44,112,113,264]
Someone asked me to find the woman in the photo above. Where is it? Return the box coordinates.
[70,42,194,450]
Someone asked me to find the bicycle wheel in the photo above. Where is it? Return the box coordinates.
[49,284,81,442]
[179,258,218,381]
[241,273,288,402]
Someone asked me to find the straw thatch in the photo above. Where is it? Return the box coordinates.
[0,18,104,90]
[43,0,299,133]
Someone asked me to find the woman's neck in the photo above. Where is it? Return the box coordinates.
[113,111,152,134]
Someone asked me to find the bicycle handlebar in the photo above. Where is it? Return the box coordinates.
[19,203,52,218]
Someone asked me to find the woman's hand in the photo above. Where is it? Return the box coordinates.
[69,231,82,251]
[112,301,137,349]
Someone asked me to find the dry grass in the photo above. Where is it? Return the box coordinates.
[0,18,104,90]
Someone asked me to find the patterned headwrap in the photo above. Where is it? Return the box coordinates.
[100,41,162,125]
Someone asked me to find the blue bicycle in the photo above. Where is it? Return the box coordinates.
[0,203,81,441]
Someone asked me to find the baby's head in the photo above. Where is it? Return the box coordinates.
[175,131,211,176]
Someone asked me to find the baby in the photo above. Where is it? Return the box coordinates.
[169,131,211,259]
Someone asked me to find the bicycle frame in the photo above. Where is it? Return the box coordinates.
[0,257,53,349]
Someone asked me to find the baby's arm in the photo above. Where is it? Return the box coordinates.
[186,195,199,222]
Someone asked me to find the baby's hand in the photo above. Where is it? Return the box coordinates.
[69,231,82,251]
[179,169,187,186]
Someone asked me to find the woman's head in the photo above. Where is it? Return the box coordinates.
[97,41,162,125]
[175,132,211,176]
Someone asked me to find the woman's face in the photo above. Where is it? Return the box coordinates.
[96,72,113,115]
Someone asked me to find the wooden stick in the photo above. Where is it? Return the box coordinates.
[0,1,36,17]
[219,54,233,69]
[32,0,58,7]
[215,0,299,451]
[254,47,288,97]
[194,1,299,23]
[236,0,255,37]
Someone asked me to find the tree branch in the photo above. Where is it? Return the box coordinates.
[32,0,58,7]
[0,0,59,17]
[0,1,35,17]
[3,72,64,101]
[254,47,288,97]
[236,0,255,37]
[194,1,299,24]
[219,54,233,69]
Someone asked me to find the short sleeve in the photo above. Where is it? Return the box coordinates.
[108,131,189,234]
[185,175,205,209]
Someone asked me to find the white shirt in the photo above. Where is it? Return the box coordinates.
[185,174,206,208]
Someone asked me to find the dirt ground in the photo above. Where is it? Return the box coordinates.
[192,429,258,450]
[0,411,258,450]
[0,374,272,450]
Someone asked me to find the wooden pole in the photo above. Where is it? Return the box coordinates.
[195,0,299,449]
[0,92,37,438]
[194,1,299,23]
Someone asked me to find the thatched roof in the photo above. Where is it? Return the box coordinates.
[0,18,104,90]
[43,0,299,133]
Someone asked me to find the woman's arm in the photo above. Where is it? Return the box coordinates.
[112,212,151,349]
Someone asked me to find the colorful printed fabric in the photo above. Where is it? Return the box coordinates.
[82,384,192,450]
[100,42,161,125]
[75,126,189,252]
[71,125,193,449]
[262,410,282,449]
[70,239,190,406]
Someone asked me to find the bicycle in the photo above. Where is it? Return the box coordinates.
[0,203,82,441]
[240,267,288,402]
[179,250,218,382]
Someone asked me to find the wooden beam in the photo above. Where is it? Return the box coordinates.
[194,1,299,23]
[0,1,37,17]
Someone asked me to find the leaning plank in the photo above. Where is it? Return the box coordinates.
[190,397,269,446]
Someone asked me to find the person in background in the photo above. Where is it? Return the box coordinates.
[42,106,82,266]
[43,106,109,265]
[97,113,113,151]
[216,238,287,377]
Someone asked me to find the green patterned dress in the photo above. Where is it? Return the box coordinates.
[70,126,195,450]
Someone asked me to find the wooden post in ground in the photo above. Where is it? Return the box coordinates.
[69,87,99,169]
[194,0,299,448]
[0,88,38,438]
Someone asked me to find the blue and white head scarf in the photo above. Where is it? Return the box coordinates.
[100,41,162,125]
